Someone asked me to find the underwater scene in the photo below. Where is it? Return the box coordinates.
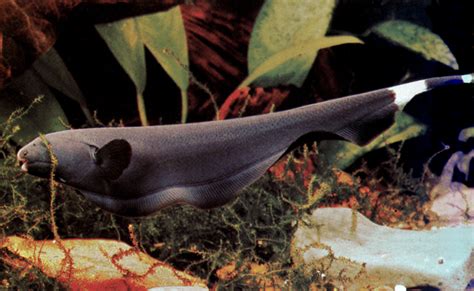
[0,1,473,290]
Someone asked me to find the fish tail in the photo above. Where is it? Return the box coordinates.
[392,73,474,109]
[307,73,473,146]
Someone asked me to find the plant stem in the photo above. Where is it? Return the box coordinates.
[180,89,188,123]
[80,103,95,126]
[137,92,149,126]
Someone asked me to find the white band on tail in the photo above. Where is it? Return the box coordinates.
[391,73,473,109]
[390,80,427,109]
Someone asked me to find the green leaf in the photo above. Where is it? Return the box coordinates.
[318,112,426,169]
[241,36,362,88]
[96,6,189,123]
[138,7,189,91]
[32,48,93,124]
[458,127,474,142]
[0,70,68,145]
[96,19,147,93]
[372,20,459,70]
[96,18,148,125]
[138,6,189,123]
[247,0,336,87]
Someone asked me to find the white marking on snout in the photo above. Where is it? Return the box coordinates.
[17,147,26,162]
[21,163,28,172]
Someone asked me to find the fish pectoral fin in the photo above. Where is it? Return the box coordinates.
[95,139,132,180]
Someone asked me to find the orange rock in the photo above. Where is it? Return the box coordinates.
[335,170,354,186]
[248,263,269,275]
[216,262,238,281]
[0,236,206,290]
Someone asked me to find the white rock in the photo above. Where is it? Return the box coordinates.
[430,151,474,225]
[292,208,474,290]
[431,182,474,225]
[394,285,407,291]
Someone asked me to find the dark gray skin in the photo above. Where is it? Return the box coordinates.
[17,74,473,216]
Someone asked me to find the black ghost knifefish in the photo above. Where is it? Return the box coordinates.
[17,74,474,216]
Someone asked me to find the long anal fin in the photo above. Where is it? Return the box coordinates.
[336,103,398,146]
[183,151,284,209]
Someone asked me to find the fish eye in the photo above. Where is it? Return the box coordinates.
[88,145,101,164]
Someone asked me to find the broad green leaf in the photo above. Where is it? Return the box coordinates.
[241,36,362,88]
[0,70,68,144]
[96,18,148,124]
[138,7,189,91]
[96,19,147,93]
[32,48,93,124]
[318,112,426,169]
[372,20,459,70]
[96,6,189,123]
[138,6,189,123]
[248,0,336,87]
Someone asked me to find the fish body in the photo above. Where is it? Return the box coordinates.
[17,74,473,216]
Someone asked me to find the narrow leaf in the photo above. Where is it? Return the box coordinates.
[32,48,93,124]
[248,0,336,87]
[241,36,362,88]
[318,112,426,169]
[0,70,68,144]
[372,20,459,70]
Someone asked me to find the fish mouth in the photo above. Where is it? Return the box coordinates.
[18,157,28,172]
[18,160,53,177]
[17,141,52,177]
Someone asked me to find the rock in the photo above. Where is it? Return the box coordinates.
[431,182,474,226]
[148,287,208,291]
[430,151,474,226]
[292,208,473,290]
[1,236,207,290]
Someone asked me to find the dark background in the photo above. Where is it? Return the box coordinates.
[48,0,473,184]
